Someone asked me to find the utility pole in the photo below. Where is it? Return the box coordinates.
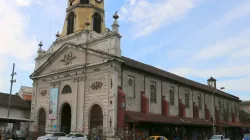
[7,63,17,117]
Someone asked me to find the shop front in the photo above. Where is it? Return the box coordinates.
[125,111,213,140]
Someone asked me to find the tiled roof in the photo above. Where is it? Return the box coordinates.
[18,86,32,101]
[22,94,32,101]
[122,56,239,100]
[0,93,31,109]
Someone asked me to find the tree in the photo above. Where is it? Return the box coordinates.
[239,110,250,123]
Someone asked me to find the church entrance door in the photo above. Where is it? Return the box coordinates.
[89,105,103,137]
[38,108,46,136]
[61,103,71,134]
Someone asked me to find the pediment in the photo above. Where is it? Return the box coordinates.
[32,44,110,77]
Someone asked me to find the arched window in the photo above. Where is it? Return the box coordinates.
[198,94,202,110]
[93,13,102,33]
[185,91,189,108]
[169,87,175,106]
[62,85,72,94]
[80,0,89,4]
[67,12,75,35]
[150,82,156,103]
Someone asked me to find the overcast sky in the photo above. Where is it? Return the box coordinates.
[0,0,250,100]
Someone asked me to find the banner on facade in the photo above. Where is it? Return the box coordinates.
[49,88,59,120]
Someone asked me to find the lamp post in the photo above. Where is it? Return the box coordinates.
[4,63,17,140]
[212,87,225,135]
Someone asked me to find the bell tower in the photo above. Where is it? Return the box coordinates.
[60,0,106,37]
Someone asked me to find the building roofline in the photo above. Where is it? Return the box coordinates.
[121,56,239,100]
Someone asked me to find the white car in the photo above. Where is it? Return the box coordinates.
[58,133,88,140]
[37,132,66,140]
[210,135,230,140]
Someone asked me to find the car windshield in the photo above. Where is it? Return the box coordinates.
[66,134,74,137]
[244,134,250,138]
[46,133,53,136]
[211,136,221,139]
[15,131,22,134]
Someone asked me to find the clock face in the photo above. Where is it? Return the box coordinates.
[95,0,103,3]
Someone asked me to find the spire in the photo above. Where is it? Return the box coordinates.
[112,11,120,33]
[37,41,43,53]
[37,41,45,57]
[56,31,60,39]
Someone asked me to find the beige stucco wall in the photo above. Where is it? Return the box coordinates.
[30,60,120,135]
[179,86,193,118]
[122,68,240,121]
[0,106,30,119]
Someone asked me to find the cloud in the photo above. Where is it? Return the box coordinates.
[170,64,250,79]
[137,40,171,58]
[192,1,250,38]
[0,0,38,91]
[230,46,250,59]
[120,0,201,38]
[216,1,250,26]
[0,0,38,61]
[217,77,250,92]
[18,62,35,71]
[15,0,32,6]
[0,57,8,73]
[166,49,191,61]
[191,28,250,62]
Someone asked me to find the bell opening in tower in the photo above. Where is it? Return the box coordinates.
[67,12,75,35]
[80,0,89,4]
[93,12,102,33]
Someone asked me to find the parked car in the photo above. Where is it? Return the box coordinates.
[210,135,230,140]
[11,130,25,140]
[146,136,168,140]
[37,132,66,140]
[58,133,88,140]
[243,134,250,140]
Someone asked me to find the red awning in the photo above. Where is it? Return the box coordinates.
[221,121,242,127]
[126,111,213,126]
[183,117,213,126]
[242,123,250,128]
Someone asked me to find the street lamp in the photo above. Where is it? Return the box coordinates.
[212,87,225,135]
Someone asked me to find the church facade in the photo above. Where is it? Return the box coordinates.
[28,0,242,139]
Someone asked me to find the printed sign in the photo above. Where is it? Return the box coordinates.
[49,88,59,120]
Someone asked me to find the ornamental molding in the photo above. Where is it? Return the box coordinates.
[40,90,47,96]
[73,76,87,83]
[90,81,103,91]
[50,81,61,87]
[64,73,71,78]
[60,51,76,66]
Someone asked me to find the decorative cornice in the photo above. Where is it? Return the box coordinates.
[73,76,87,83]
[50,81,61,87]
[66,4,105,13]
